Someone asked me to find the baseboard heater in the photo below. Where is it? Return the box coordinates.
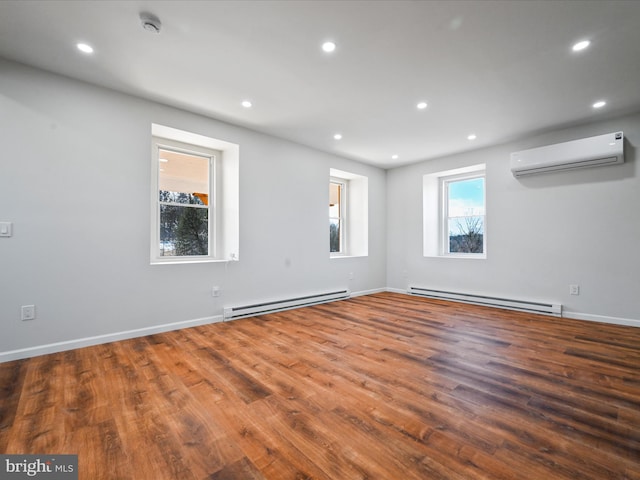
[223,289,351,321]
[408,287,562,317]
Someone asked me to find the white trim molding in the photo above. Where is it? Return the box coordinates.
[562,311,640,329]
[0,315,223,363]
[4,290,637,363]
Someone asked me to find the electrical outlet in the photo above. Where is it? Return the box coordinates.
[21,305,36,321]
[212,286,221,297]
[569,284,580,296]
[0,222,12,237]
[348,272,354,280]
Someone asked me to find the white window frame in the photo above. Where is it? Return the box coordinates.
[151,137,219,264]
[423,163,486,259]
[440,172,486,258]
[329,168,368,258]
[330,177,347,256]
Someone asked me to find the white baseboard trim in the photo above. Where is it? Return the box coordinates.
[351,287,387,297]
[562,311,640,328]
[2,289,375,363]
[385,287,407,295]
[5,290,636,363]
[0,314,223,363]
[1,289,379,362]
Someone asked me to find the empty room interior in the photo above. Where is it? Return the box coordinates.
[1,1,640,479]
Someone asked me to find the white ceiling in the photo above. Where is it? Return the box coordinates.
[2,0,640,168]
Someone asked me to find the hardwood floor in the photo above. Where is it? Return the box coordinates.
[1,292,639,479]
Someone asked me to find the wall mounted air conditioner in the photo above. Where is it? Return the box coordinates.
[510,131,624,177]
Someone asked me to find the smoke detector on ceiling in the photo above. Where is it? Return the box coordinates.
[140,12,161,34]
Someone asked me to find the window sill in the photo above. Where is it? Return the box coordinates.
[330,254,368,259]
[151,258,238,265]
[425,254,486,260]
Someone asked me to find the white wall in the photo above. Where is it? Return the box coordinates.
[387,112,640,325]
[3,57,639,362]
[0,59,387,359]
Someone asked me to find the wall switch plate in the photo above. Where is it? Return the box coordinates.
[0,222,12,237]
[212,286,221,297]
[21,305,36,321]
[569,285,580,295]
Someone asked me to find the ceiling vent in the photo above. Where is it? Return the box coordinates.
[510,131,624,177]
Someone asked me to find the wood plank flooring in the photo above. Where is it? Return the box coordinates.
[1,292,639,479]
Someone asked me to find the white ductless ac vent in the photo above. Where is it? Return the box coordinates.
[510,131,624,177]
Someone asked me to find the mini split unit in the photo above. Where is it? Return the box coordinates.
[510,131,624,177]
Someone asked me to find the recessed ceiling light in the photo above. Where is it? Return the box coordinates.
[467,134,477,141]
[572,40,590,52]
[391,154,399,160]
[322,41,336,53]
[241,100,252,108]
[159,158,168,163]
[333,133,342,140]
[592,100,606,109]
[76,43,94,54]
[417,102,428,110]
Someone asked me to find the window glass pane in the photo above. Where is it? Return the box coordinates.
[329,182,341,217]
[447,177,484,217]
[330,218,341,253]
[159,148,209,205]
[330,181,343,253]
[446,176,485,254]
[448,216,484,253]
[160,204,208,256]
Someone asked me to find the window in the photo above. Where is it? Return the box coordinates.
[153,138,217,260]
[329,168,368,257]
[423,164,486,258]
[329,179,346,254]
[442,174,485,255]
[150,124,240,264]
